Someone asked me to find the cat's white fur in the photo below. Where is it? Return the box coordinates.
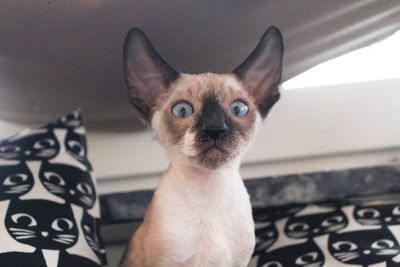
[124,156,255,267]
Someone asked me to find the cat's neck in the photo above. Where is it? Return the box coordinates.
[160,158,243,202]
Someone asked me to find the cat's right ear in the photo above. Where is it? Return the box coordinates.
[123,28,180,123]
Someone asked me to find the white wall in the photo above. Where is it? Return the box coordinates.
[1,78,400,194]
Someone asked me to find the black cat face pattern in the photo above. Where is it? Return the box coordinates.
[6,199,78,250]
[0,111,107,267]
[285,207,348,239]
[0,162,34,200]
[65,129,92,170]
[257,240,324,267]
[82,211,107,264]
[354,203,400,226]
[0,128,59,160]
[328,228,400,265]
[39,161,95,208]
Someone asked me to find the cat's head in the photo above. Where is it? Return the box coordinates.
[5,199,78,249]
[0,162,34,200]
[354,202,400,226]
[39,161,96,208]
[0,128,59,160]
[254,221,278,254]
[257,240,324,267]
[123,27,283,169]
[328,229,400,265]
[284,206,348,239]
[82,211,105,261]
[64,128,92,170]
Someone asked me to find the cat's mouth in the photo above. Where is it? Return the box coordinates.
[200,144,228,156]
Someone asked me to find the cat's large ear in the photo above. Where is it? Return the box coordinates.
[233,26,284,118]
[123,28,180,122]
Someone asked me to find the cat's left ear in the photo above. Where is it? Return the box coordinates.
[123,28,180,123]
[233,26,284,118]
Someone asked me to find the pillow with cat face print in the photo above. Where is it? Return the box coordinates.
[249,200,400,267]
[0,110,107,267]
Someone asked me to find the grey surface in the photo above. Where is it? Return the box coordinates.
[99,164,400,224]
[1,1,400,130]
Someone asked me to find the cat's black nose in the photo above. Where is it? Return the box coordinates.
[201,125,228,140]
[198,95,229,140]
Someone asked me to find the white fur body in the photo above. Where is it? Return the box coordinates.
[123,159,255,267]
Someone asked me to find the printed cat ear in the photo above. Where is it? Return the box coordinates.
[123,28,180,122]
[233,26,284,118]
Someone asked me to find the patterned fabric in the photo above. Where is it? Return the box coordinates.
[0,111,107,267]
[249,200,400,267]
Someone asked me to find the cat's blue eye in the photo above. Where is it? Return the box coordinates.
[371,239,394,249]
[3,174,28,186]
[52,218,74,232]
[171,101,194,118]
[43,172,66,186]
[229,100,248,117]
[11,213,37,227]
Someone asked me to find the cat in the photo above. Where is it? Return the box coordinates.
[0,128,59,161]
[354,202,400,226]
[256,240,324,267]
[39,161,95,208]
[284,205,348,239]
[120,26,283,267]
[64,128,92,170]
[81,211,108,266]
[328,228,400,266]
[0,162,34,201]
[1,199,98,267]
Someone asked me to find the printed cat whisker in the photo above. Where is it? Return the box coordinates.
[334,252,360,262]
[357,219,380,224]
[15,235,35,240]
[376,249,400,255]
[80,196,93,206]
[11,184,31,189]
[53,238,74,245]
[57,234,76,238]
[10,227,35,233]
[12,232,37,236]
[5,190,28,194]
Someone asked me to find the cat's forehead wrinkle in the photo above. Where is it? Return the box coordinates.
[170,73,244,101]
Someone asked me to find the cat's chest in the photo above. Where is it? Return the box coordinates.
[156,183,255,266]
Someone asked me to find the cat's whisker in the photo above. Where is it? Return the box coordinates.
[334,252,359,262]
[5,190,27,194]
[377,249,400,255]
[11,185,31,189]
[10,227,35,233]
[15,235,35,240]
[57,234,76,238]
[12,232,37,236]
[356,219,380,225]
[43,182,64,189]
[255,222,272,229]
[326,223,347,232]
[79,196,93,205]
[53,238,73,245]
[287,232,308,238]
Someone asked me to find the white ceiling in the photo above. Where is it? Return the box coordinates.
[1,0,399,131]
